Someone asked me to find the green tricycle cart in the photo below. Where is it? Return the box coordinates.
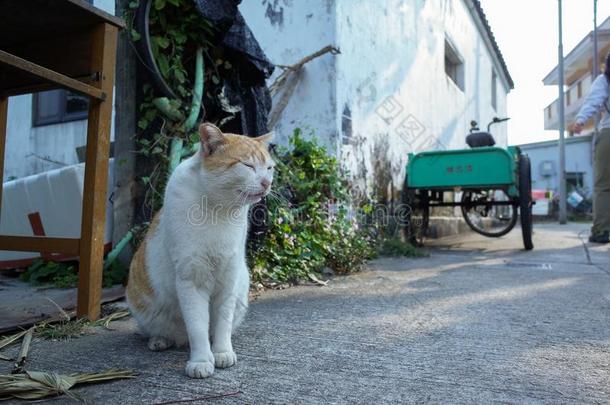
[403,117,534,250]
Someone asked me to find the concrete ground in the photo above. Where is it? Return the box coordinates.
[2,222,610,404]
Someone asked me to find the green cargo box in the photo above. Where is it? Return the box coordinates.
[406,146,519,190]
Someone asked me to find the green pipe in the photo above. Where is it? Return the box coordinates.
[181,141,201,158]
[152,97,184,122]
[104,230,134,270]
[182,47,205,133]
[169,47,205,174]
[168,138,184,174]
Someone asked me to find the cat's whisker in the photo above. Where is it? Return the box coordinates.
[266,190,289,206]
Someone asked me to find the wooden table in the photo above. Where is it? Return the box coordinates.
[0,0,124,320]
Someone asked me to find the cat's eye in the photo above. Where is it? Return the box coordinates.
[240,161,255,171]
[267,165,275,171]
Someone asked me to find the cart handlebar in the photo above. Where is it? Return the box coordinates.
[487,117,510,132]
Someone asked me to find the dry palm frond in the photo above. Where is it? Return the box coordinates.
[0,330,28,361]
[12,327,34,374]
[0,329,28,352]
[0,369,136,401]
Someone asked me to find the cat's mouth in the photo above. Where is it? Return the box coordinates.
[239,189,268,202]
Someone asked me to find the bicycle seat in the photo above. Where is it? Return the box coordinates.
[466,132,496,148]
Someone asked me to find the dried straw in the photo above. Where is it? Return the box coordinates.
[0,369,136,401]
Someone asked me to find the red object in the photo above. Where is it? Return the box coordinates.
[531,190,548,200]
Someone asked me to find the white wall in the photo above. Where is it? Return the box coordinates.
[336,0,509,194]
[241,0,510,197]
[3,0,116,181]
[239,0,339,152]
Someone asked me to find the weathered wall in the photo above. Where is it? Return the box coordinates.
[3,0,116,181]
[336,0,510,197]
[239,0,339,153]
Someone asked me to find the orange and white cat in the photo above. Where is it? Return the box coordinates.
[127,123,274,378]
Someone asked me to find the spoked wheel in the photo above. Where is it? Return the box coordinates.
[461,189,518,237]
[402,177,429,247]
[518,155,534,250]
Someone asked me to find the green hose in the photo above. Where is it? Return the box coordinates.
[107,49,206,267]
[168,47,204,174]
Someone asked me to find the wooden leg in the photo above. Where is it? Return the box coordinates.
[77,23,118,320]
[0,97,7,215]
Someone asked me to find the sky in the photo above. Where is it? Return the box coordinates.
[480,0,610,145]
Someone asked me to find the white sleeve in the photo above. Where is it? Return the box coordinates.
[575,74,609,125]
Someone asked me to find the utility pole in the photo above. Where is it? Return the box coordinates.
[593,0,599,94]
[592,0,599,190]
[558,0,567,224]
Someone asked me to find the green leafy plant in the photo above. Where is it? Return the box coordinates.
[250,129,376,283]
[126,0,234,212]
[378,237,427,258]
[20,259,128,289]
[20,260,78,288]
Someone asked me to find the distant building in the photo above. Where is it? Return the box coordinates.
[518,135,594,198]
[242,0,513,196]
[535,15,610,200]
[543,16,610,134]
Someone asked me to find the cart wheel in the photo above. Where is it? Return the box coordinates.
[461,190,518,237]
[518,155,534,250]
[401,178,429,247]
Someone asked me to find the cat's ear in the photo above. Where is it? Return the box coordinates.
[256,131,275,144]
[199,123,226,156]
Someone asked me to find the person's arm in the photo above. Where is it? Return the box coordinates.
[575,74,609,126]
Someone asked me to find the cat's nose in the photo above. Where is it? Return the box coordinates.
[260,178,271,190]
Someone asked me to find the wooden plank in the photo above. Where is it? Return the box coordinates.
[0,31,95,97]
[0,1,125,50]
[0,281,125,334]
[0,236,80,255]
[77,23,118,321]
[0,50,106,100]
[65,0,126,29]
[0,97,7,214]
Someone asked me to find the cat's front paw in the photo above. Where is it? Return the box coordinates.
[185,360,214,378]
[213,350,237,368]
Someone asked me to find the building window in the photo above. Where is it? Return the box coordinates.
[32,89,89,127]
[491,69,497,110]
[444,37,464,91]
[547,106,552,119]
[577,81,582,98]
[566,172,584,191]
[566,89,571,106]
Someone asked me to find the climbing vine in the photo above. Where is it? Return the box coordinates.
[127,0,234,213]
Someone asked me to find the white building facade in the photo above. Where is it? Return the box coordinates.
[543,16,610,133]
[241,0,513,196]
